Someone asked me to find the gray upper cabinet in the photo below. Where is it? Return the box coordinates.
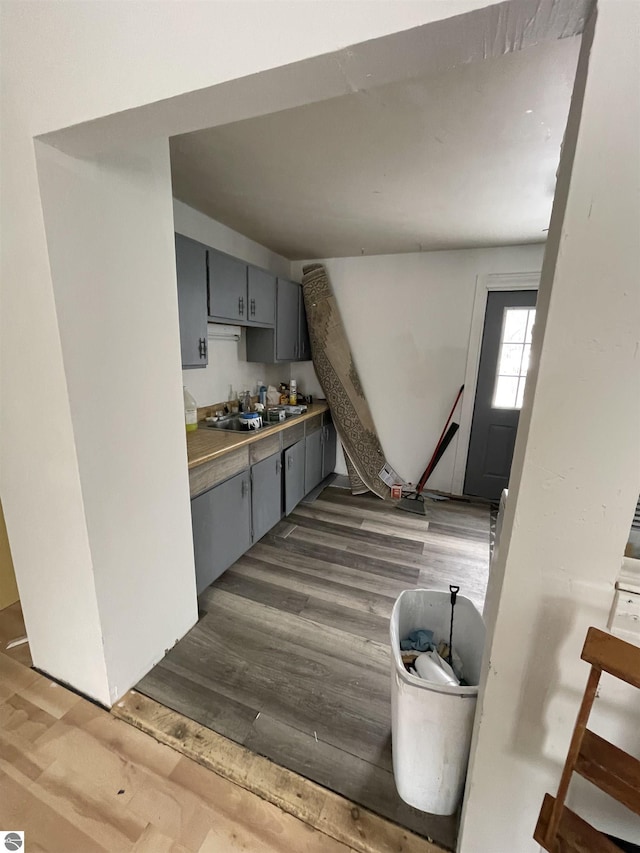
[207,249,277,328]
[284,439,306,515]
[175,234,208,369]
[191,470,251,594]
[298,288,311,361]
[208,250,248,323]
[247,266,276,326]
[276,278,300,361]
[322,422,337,479]
[251,452,282,543]
[178,231,305,359]
[246,278,311,363]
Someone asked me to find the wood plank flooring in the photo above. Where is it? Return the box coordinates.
[0,619,362,853]
[136,486,490,852]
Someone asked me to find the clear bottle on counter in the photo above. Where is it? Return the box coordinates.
[183,386,198,433]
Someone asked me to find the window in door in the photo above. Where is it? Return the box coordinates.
[493,307,536,409]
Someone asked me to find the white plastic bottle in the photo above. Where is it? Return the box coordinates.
[183,386,198,433]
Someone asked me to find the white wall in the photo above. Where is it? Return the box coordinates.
[293,245,544,492]
[460,3,640,849]
[35,140,198,705]
[8,1,492,140]
[173,200,288,406]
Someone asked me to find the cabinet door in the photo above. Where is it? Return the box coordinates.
[305,428,323,494]
[298,291,311,361]
[175,234,208,369]
[251,452,282,542]
[190,471,251,594]
[322,423,337,479]
[247,267,276,326]
[276,279,300,361]
[284,439,305,515]
[208,250,248,323]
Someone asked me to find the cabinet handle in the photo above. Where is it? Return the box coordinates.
[239,296,244,316]
[287,456,292,470]
[241,479,248,498]
[276,459,281,475]
[250,298,256,317]
[199,337,207,359]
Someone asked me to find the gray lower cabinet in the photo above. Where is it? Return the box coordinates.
[251,452,282,542]
[284,439,306,515]
[322,422,337,478]
[208,249,248,323]
[191,470,251,594]
[247,266,276,326]
[305,428,323,494]
[175,234,208,369]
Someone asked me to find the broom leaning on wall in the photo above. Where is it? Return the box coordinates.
[397,385,464,516]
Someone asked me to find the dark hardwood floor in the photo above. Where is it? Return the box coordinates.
[136,486,490,851]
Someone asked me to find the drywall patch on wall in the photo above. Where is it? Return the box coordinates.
[292,244,544,493]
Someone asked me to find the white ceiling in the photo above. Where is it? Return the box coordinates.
[170,36,581,260]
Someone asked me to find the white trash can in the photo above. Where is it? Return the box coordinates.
[390,588,485,815]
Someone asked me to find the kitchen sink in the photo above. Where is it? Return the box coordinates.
[202,414,278,433]
[202,406,307,434]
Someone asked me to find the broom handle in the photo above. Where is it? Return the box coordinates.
[416,384,464,495]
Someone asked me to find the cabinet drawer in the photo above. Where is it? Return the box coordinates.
[249,433,282,465]
[305,414,322,436]
[189,447,249,498]
[282,421,305,449]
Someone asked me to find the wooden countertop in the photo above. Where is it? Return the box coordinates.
[186,402,329,469]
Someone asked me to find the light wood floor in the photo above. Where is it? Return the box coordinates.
[136,487,490,851]
[0,603,362,852]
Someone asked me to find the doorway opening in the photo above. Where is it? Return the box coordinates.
[464,290,538,500]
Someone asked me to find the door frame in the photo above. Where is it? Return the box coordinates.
[451,271,540,496]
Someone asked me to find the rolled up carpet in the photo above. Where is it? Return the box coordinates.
[301,263,390,500]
